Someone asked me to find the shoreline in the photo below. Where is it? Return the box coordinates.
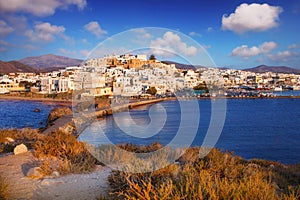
[0,95,72,106]
[1,94,300,103]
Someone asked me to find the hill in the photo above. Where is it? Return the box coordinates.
[244,65,300,74]
[0,60,36,74]
[18,54,83,69]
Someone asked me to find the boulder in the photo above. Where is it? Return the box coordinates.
[14,143,28,155]
[27,167,43,179]
[59,123,76,135]
[34,108,41,112]
[4,137,15,143]
[47,107,72,124]
[51,171,60,178]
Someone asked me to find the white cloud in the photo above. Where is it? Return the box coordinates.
[0,39,11,52]
[189,31,202,37]
[150,31,198,57]
[25,22,66,42]
[81,38,90,45]
[0,20,14,36]
[80,49,90,57]
[23,44,38,51]
[260,41,278,53]
[133,28,152,39]
[230,41,277,59]
[268,50,297,62]
[0,0,87,16]
[0,39,10,46]
[202,44,212,49]
[131,28,153,45]
[84,21,107,38]
[222,3,283,34]
[0,47,7,52]
[59,48,77,57]
[207,27,213,32]
[288,44,298,49]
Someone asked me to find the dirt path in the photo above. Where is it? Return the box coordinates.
[0,152,111,200]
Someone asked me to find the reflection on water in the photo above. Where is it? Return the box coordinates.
[80,98,300,164]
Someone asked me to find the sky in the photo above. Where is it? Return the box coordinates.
[0,0,300,69]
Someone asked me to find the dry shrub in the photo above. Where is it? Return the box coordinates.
[118,142,163,153]
[107,145,300,200]
[0,175,9,199]
[0,128,41,153]
[90,142,180,175]
[34,130,97,175]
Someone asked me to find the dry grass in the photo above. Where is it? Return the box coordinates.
[88,142,182,173]
[34,130,98,176]
[106,145,300,200]
[0,128,41,153]
[0,175,9,199]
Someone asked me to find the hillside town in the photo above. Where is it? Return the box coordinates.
[1,54,300,98]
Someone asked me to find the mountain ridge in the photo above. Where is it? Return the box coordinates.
[18,54,83,69]
[244,65,300,74]
[0,60,36,74]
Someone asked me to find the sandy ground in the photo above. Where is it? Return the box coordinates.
[0,151,111,200]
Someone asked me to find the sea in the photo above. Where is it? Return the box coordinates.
[1,94,300,164]
[0,100,58,129]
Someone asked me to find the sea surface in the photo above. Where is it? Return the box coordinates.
[274,90,300,96]
[0,98,300,164]
[80,98,300,165]
[0,100,57,129]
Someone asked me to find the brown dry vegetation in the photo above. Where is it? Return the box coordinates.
[0,175,9,200]
[0,128,41,153]
[106,145,300,200]
[1,128,300,199]
[34,130,98,175]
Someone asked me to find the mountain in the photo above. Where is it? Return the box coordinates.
[0,60,36,74]
[244,65,300,74]
[162,61,206,70]
[18,54,83,70]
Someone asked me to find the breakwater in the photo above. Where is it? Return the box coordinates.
[43,98,165,135]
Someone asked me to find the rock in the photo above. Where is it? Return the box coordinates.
[51,171,60,177]
[27,167,43,179]
[59,123,76,135]
[14,143,28,155]
[4,137,15,143]
[47,107,72,124]
[34,108,41,112]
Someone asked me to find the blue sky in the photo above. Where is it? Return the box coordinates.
[0,0,300,69]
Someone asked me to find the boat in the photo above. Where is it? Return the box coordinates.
[274,86,283,92]
[293,85,300,91]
